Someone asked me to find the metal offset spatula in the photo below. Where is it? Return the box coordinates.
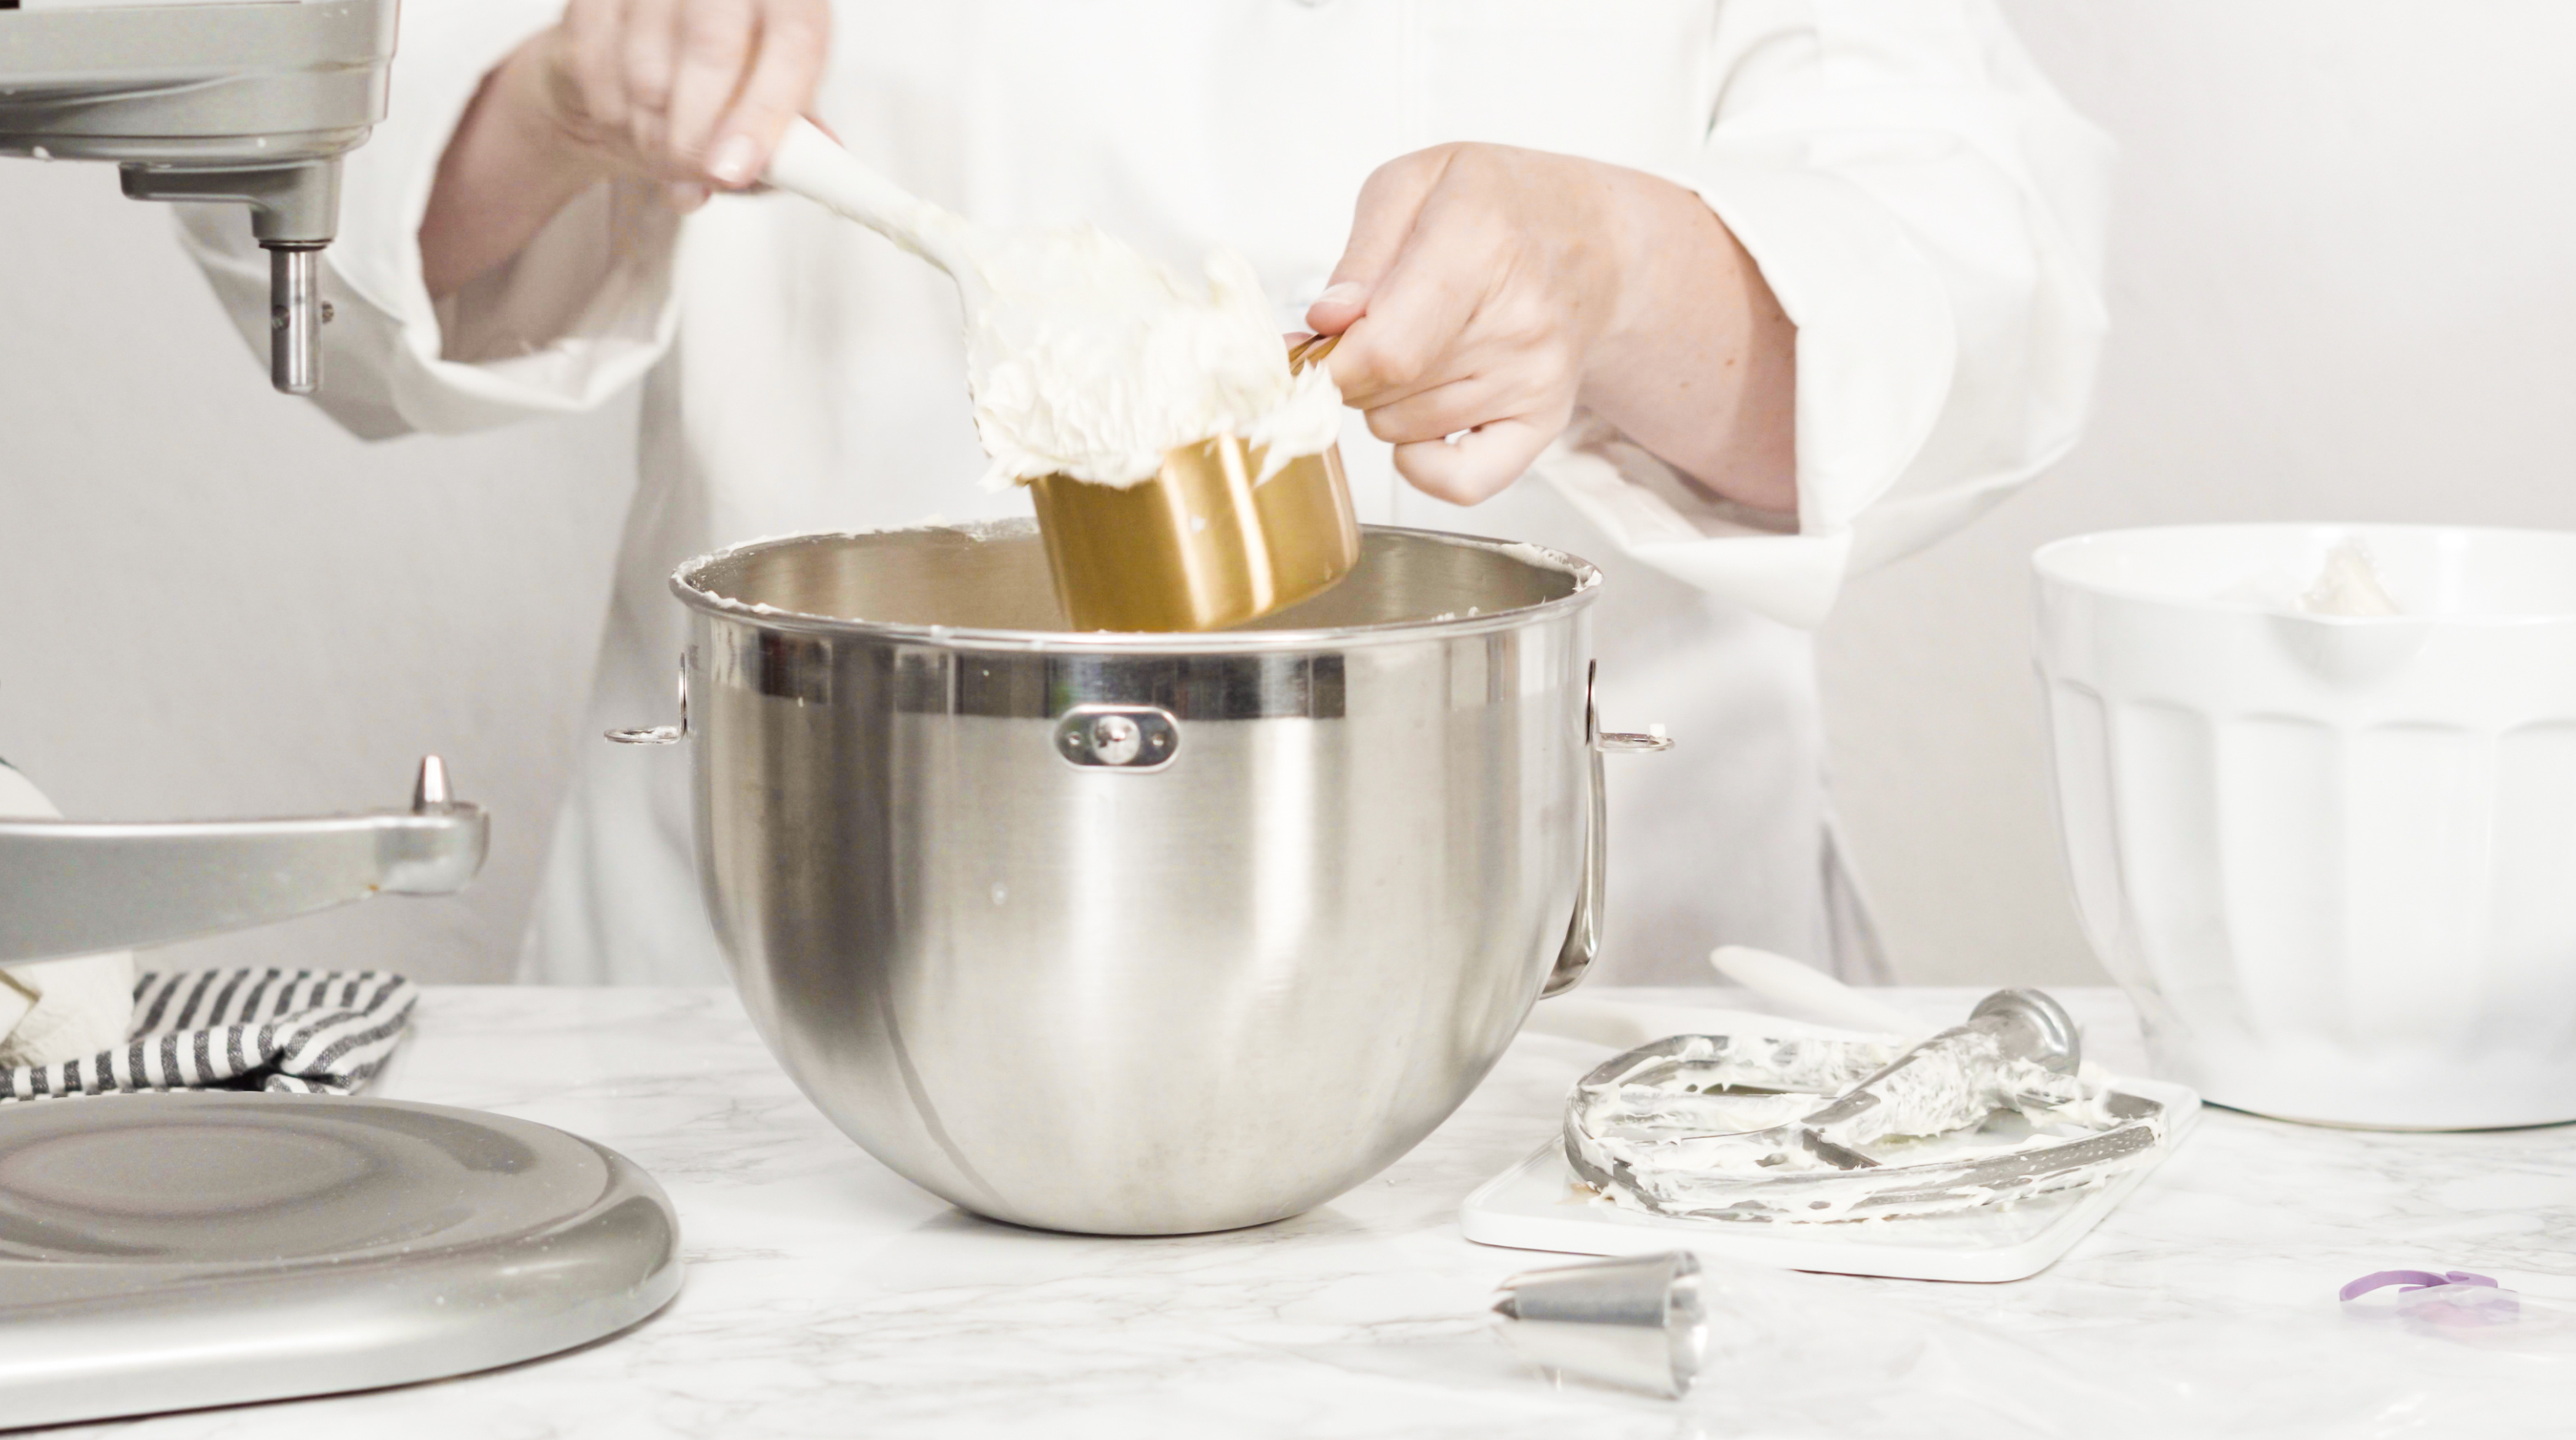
[1703,988,2083,1171]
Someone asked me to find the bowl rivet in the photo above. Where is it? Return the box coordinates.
[1091,715,1143,765]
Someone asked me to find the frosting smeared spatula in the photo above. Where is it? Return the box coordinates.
[1678,988,2083,1172]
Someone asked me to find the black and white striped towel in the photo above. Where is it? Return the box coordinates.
[2,969,417,1102]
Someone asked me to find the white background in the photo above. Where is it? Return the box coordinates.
[5,2,2572,985]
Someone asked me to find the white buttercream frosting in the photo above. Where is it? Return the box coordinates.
[961,230,1343,489]
[2298,539,2403,617]
[763,124,1341,491]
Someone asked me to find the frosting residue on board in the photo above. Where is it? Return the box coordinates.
[1564,1033,2163,1224]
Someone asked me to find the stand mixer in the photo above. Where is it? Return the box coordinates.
[0,12,689,1424]
[0,756,487,969]
[0,0,472,965]
[0,0,397,394]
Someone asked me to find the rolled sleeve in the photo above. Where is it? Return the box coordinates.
[1535,0,2110,627]
[175,0,680,439]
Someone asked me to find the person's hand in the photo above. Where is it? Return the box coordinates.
[1306,145,1626,504]
[529,0,831,206]
[1306,142,1796,512]
[422,0,830,297]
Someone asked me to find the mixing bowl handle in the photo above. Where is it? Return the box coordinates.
[0,757,487,966]
[605,654,690,746]
[1541,663,1674,998]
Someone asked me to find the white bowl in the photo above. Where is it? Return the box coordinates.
[2034,524,2576,1129]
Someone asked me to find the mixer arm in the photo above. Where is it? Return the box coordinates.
[0,757,487,967]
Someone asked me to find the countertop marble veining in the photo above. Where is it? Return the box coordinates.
[28,986,2576,1438]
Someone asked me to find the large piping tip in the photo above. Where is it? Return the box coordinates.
[1491,1251,1709,1398]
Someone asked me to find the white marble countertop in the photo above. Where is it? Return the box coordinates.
[48,986,2576,1438]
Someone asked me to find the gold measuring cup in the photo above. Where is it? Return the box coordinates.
[1028,334,1360,632]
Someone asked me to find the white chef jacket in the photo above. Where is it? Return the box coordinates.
[181,0,2107,988]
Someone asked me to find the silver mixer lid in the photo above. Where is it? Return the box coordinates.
[0,1092,680,1427]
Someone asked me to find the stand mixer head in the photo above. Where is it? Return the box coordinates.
[0,0,397,394]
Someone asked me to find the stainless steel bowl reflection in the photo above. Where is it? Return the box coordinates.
[658,520,1619,1234]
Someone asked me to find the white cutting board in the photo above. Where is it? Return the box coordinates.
[1460,1076,2201,1283]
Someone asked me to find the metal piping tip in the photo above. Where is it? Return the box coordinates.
[412,756,453,813]
[1490,1251,1708,1398]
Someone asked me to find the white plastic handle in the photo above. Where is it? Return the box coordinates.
[763,118,987,306]
[1706,945,1928,1039]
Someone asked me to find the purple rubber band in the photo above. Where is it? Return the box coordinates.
[2338,1269,2500,1302]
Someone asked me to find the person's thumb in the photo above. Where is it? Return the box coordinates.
[1305,148,1452,336]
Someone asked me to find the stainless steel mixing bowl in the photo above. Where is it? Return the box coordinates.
[631,520,1662,1235]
